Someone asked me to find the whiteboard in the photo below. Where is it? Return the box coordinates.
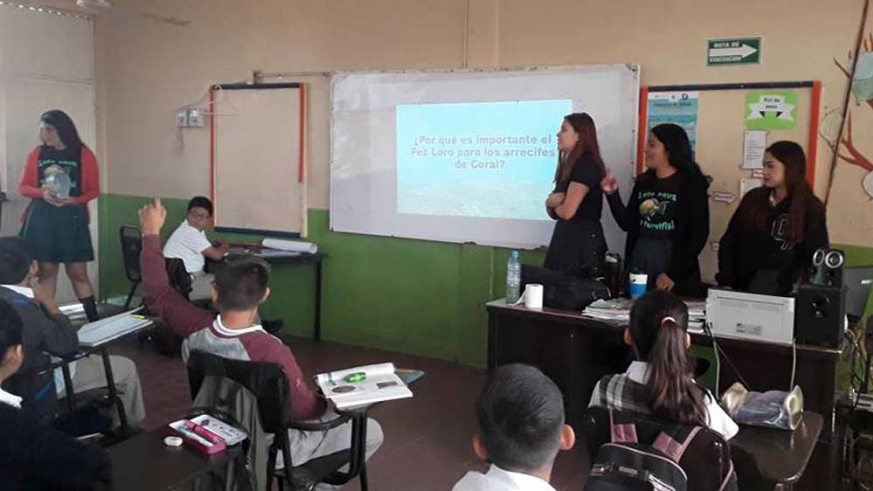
[213,85,306,236]
[330,65,639,251]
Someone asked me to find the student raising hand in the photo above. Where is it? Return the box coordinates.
[138,197,167,236]
[601,169,618,194]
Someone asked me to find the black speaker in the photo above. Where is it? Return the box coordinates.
[811,248,845,288]
[795,283,846,348]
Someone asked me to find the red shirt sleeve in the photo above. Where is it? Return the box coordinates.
[18,147,43,199]
[263,338,328,421]
[71,147,100,205]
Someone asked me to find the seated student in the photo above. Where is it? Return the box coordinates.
[717,141,828,295]
[138,198,382,483]
[589,290,738,440]
[453,363,575,491]
[0,298,110,491]
[162,196,229,300]
[0,237,145,428]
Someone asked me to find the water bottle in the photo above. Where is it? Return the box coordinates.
[506,250,521,304]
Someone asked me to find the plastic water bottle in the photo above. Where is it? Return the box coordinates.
[506,250,521,304]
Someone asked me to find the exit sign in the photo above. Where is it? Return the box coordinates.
[707,37,762,66]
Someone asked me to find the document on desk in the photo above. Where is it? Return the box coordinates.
[77,308,152,348]
[315,363,413,410]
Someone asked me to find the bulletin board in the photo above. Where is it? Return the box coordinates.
[637,81,822,283]
[209,82,307,237]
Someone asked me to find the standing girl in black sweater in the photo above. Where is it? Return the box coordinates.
[601,124,710,296]
[717,141,828,295]
[544,113,607,278]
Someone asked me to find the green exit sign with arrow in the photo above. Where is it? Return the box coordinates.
[707,37,761,66]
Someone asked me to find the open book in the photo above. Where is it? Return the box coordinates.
[315,363,413,410]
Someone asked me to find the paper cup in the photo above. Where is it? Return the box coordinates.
[629,273,648,300]
[523,284,544,310]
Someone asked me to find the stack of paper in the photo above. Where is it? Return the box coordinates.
[582,298,634,322]
[315,363,413,410]
[582,298,707,331]
[77,309,151,347]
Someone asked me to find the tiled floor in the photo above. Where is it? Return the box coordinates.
[110,335,589,491]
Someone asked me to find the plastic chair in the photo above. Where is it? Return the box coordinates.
[186,350,370,491]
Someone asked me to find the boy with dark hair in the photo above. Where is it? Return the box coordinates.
[0,298,110,490]
[453,364,575,491]
[0,237,145,426]
[139,198,382,488]
[163,195,230,300]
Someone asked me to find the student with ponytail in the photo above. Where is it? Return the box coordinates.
[589,290,737,439]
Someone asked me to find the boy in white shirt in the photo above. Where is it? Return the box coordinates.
[453,364,576,491]
[163,196,229,300]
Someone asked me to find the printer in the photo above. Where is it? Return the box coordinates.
[705,288,795,345]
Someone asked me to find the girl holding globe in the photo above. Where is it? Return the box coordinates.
[601,124,710,296]
[17,110,100,321]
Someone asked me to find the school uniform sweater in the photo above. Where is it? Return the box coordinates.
[606,170,710,296]
[141,234,327,421]
[716,187,829,295]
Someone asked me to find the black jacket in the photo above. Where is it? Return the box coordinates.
[0,402,109,491]
[0,287,77,418]
[716,187,829,295]
[606,170,710,296]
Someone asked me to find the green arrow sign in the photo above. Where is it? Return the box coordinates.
[707,37,761,66]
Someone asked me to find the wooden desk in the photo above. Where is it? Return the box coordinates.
[105,427,243,491]
[211,252,326,340]
[486,300,842,490]
[731,412,823,490]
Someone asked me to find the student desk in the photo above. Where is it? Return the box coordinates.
[731,412,823,490]
[486,300,842,489]
[209,252,327,340]
[103,426,243,491]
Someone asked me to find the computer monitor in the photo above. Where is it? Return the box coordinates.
[844,266,873,319]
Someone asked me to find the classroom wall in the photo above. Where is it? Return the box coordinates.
[95,0,873,366]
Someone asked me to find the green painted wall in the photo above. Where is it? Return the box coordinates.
[98,193,545,367]
[98,193,873,368]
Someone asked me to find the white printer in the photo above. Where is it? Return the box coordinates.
[705,288,795,345]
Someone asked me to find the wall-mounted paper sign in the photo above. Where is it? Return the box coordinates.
[745,91,797,130]
[713,191,737,204]
[711,242,720,252]
[742,130,768,169]
[741,178,763,197]
[751,169,764,178]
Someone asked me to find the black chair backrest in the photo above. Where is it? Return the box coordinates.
[165,257,193,298]
[119,226,142,282]
[583,406,733,491]
[186,350,292,433]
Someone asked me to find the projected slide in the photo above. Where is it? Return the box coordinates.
[396,100,572,220]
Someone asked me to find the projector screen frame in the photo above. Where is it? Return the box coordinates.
[329,64,641,251]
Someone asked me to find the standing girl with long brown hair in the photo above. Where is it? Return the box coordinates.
[543,113,607,278]
[589,290,738,439]
[717,141,829,295]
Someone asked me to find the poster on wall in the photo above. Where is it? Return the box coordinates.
[745,91,797,130]
[647,91,699,151]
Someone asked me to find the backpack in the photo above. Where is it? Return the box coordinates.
[521,264,610,310]
[584,409,738,491]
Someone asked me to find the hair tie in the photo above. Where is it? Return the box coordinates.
[660,316,677,327]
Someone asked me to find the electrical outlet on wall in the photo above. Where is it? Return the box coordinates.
[187,108,205,128]
[175,109,189,128]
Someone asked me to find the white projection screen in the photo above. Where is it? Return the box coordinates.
[330,65,640,251]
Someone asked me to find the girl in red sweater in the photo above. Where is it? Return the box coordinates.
[18,110,100,322]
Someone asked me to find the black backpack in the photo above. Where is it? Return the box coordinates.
[584,409,738,491]
[521,264,610,310]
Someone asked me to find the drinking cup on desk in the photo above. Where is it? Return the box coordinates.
[523,284,544,310]
[629,272,648,300]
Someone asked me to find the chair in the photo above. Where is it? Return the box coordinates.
[165,257,193,300]
[186,350,370,491]
[582,406,736,491]
[119,225,143,310]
